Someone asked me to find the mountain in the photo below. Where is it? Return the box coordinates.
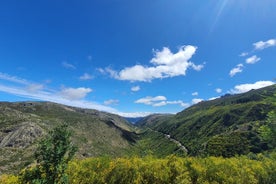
[138,84,276,156]
[0,101,137,174]
[0,84,275,174]
[136,113,174,127]
[124,117,144,124]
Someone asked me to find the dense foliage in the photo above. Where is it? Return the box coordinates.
[19,124,77,184]
[259,111,276,149]
[139,85,276,156]
[1,153,276,184]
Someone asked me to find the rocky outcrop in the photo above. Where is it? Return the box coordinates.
[0,122,44,148]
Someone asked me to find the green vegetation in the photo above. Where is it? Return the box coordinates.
[19,124,77,184]
[259,111,276,149]
[139,85,276,156]
[0,102,136,174]
[1,153,276,184]
[0,84,276,178]
[129,129,187,157]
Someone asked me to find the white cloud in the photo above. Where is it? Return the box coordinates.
[192,98,204,104]
[104,99,119,105]
[190,63,205,71]
[230,81,275,94]
[167,100,189,107]
[192,92,198,96]
[240,52,249,57]
[0,84,117,113]
[215,88,222,93]
[103,67,118,78]
[135,96,167,105]
[0,72,158,118]
[105,45,203,82]
[253,39,276,50]
[0,72,29,85]
[60,87,92,100]
[97,68,105,74]
[26,84,44,92]
[0,72,46,93]
[153,101,167,107]
[245,55,261,64]
[134,96,189,108]
[131,86,140,92]
[79,73,93,80]
[229,63,243,77]
[117,112,153,118]
[62,61,76,69]
[209,96,220,100]
[152,100,188,107]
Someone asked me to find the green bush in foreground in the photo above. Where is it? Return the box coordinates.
[19,124,77,184]
[2,153,275,184]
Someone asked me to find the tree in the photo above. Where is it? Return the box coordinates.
[259,111,276,149]
[20,124,77,184]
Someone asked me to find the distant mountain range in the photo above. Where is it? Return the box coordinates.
[123,117,144,124]
[0,84,275,174]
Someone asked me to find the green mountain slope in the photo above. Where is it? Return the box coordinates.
[0,102,137,174]
[0,85,275,174]
[136,113,174,127]
[138,84,276,156]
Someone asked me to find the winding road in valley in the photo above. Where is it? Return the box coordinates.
[148,128,188,153]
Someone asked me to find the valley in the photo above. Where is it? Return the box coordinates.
[0,84,275,175]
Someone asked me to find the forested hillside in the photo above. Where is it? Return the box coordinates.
[138,84,276,156]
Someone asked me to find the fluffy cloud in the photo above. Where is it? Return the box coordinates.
[215,88,222,93]
[62,61,76,69]
[246,55,261,64]
[60,87,92,100]
[230,81,275,94]
[253,39,276,50]
[135,96,189,108]
[131,86,140,92]
[105,45,203,82]
[104,99,119,105]
[79,73,93,80]
[192,98,204,104]
[229,64,243,77]
[192,92,198,96]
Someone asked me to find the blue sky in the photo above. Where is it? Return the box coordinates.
[0,0,275,117]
